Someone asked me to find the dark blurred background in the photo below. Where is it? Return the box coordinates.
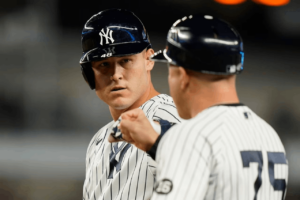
[1,0,300,199]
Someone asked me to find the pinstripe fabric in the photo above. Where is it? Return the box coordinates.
[83,94,181,200]
[153,105,288,200]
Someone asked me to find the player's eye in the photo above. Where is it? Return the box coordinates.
[98,62,109,67]
[122,59,130,63]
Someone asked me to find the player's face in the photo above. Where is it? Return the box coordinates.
[91,49,154,110]
[168,65,189,119]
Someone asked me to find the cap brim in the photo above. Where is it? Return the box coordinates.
[80,42,150,64]
[150,50,169,63]
[110,42,150,57]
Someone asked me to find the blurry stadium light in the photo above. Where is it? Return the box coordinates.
[253,0,290,6]
[215,0,290,6]
[214,0,246,5]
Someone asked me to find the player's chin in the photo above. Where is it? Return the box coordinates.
[109,96,133,110]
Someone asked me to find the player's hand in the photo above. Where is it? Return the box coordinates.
[108,108,159,152]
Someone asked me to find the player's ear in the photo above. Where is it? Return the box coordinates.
[145,48,155,71]
[178,67,190,91]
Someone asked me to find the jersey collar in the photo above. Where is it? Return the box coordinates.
[212,103,244,107]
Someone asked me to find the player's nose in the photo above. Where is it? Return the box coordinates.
[110,64,124,81]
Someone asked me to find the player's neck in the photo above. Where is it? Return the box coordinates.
[109,82,159,121]
[187,81,239,118]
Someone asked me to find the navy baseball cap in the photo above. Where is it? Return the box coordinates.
[151,14,244,75]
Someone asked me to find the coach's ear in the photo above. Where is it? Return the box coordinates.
[145,48,155,71]
[178,67,190,91]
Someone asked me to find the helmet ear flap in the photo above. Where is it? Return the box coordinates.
[81,63,95,90]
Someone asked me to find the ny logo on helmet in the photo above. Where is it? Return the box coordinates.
[99,28,114,45]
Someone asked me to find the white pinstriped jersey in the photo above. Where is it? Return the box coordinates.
[83,94,181,200]
[153,104,288,200]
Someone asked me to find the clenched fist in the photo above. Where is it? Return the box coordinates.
[108,108,159,152]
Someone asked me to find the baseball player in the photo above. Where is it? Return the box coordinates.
[111,15,289,200]
[79,9,181,200]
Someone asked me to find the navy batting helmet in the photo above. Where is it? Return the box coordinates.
[80,8,151,89]
[151,14,244,75]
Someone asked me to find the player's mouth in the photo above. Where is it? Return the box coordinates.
[111,86,126,92]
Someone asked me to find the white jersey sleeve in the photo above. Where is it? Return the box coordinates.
[154,123,213,200]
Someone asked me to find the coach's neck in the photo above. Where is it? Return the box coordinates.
[180,70,239,119]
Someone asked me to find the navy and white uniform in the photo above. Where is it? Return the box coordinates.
[153,104,288,200]
[83,94,181,200]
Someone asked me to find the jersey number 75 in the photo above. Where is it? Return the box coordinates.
[240,151,287,200]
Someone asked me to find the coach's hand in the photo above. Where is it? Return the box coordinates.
[108,108,159,152]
